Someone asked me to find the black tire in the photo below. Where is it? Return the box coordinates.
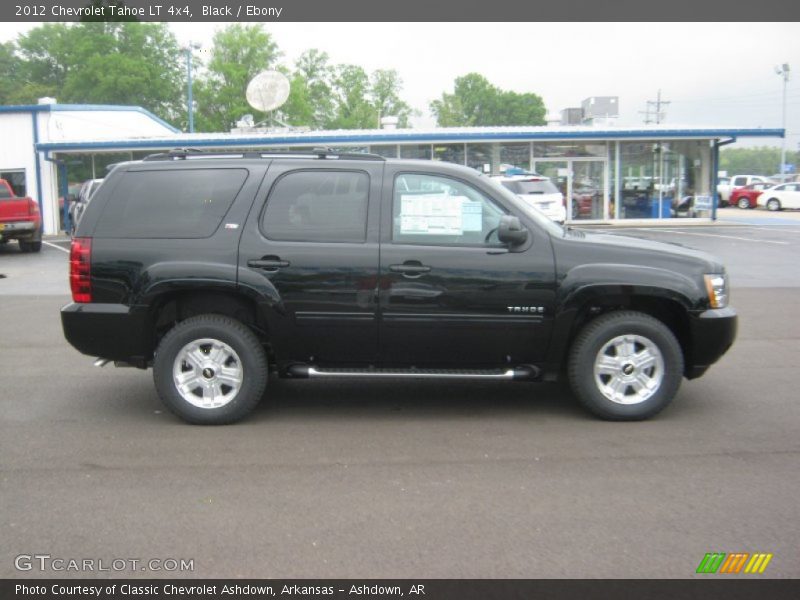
[766,198,781,212]
[19,240,42,253]
[567,311,684,421]
[737,197,751,210]
[153,314,268,424]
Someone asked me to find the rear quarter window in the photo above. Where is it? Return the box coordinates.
[94,169,247,238]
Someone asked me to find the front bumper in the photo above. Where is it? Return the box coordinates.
[61,302,152,367]
[686,306,737,379]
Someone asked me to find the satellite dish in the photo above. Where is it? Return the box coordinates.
[246,70,290,113]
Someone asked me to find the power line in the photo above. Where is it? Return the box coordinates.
[640,89,670,124]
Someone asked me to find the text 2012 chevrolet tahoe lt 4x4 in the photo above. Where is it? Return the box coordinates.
[61,150,736,424]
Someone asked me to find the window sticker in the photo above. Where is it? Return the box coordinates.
[461,200,483,231]
[400,194,468,235]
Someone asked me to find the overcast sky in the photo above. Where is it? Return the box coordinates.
[2,22,798,148]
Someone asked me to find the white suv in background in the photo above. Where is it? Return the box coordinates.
[491,172,566,224]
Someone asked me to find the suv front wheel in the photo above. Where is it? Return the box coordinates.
[568,311,684,420]
[153,314,268,424]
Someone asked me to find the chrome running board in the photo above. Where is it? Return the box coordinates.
[286,365,539,381]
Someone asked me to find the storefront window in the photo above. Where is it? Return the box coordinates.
[499,143,531,172]
[400,144,432,160]
[0,170,26,196]
[466,144,492,173]
[433,144,465,165]
[370,145,398,158]
[616,140,711,219]
[534,142,607,158]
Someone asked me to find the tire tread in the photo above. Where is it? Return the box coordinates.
[153,314,268,425]
[567,310,683,421]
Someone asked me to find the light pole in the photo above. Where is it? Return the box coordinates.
[775,63,790,178]
[182,41,201,133]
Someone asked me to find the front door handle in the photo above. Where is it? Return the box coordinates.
[248,257,290,270]
[389,262,431,277]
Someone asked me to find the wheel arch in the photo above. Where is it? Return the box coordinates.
[545,283,694,380]
[148,288,274,363]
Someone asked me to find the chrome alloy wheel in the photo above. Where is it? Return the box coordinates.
[172,338,243,409]
[593,334,665,405]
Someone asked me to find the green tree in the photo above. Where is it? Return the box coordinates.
[11,23,183,122]
[294,49,335,128]
[0,42,23,104]
[720,147,798,177]
[370,69,414,128]
[328,64,377,129]
[430,73,546,127]
[193,24,281,132]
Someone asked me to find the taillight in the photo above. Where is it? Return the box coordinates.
[70,237,92,303]
[28,199,40,215]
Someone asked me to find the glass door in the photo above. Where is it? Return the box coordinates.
[534,159,608,222]
[570,160,606,221]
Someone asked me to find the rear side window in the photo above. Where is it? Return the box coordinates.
[0,186,11,199]
[261,170,369,243]
[95,169,247,238]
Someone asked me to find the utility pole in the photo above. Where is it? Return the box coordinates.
[775,64,790,177]
[640,89,670,125]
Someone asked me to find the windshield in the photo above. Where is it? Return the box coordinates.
[482,175,564,236]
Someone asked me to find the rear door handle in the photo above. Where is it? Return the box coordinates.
[248,258,290,270]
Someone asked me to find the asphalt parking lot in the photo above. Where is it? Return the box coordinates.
[1,217,799,579]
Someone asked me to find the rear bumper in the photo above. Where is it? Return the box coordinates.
[61,302,152,367]
[0,220,41,241]
[686,306,737,379]
[534,204,567,223]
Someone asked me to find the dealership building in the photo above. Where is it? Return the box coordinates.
[0,101,784,235]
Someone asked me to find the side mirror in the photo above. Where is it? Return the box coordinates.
[497,215,528,246]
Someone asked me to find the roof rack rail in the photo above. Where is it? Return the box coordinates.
[307,147,386,161]
[141,148,386,162]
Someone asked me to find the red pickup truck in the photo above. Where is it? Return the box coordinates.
[0,178,42,252]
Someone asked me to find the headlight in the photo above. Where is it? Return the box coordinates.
[704,273,729,308]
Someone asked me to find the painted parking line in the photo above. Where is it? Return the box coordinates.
[735,227,800,234]
[641,229,790,245]
[718,217,800,226]
[43,240,70,254]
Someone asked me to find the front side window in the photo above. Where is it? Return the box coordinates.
[392,173,506,246]
[262,170,369,243]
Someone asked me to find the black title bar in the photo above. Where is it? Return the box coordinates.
[3,0,800,22]
[4,579,800,600]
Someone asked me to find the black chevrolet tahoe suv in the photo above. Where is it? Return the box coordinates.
[62,150,737,424]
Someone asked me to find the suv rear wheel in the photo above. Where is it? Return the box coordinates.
[568,311,684,420]
[153,314,268,424]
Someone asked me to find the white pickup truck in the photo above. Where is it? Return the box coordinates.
[718,175,771,205]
